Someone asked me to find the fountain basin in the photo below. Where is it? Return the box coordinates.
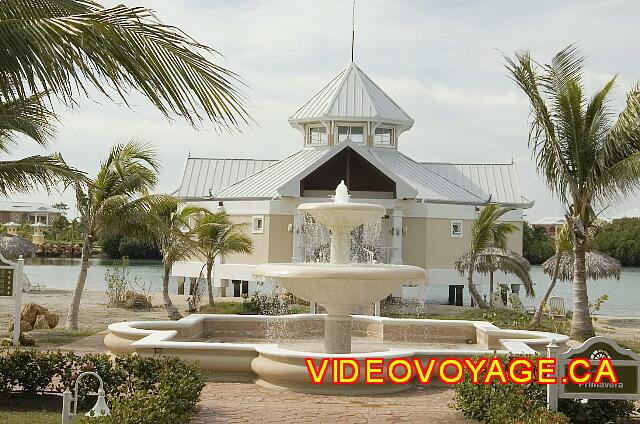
[105,314,569,394]
[253,263,427,316]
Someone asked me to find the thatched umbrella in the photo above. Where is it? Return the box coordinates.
[0,234,36,260]
[542,250,621,282]
[455,247,534,301]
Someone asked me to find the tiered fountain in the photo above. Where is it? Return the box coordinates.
[254,181,426,353]
[105,182,569,394]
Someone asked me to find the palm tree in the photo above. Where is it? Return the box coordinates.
[141,201,205,320]
[194,211,253,306]
[65,140,160,330]
[505,45,640,340]
[454,247,533,306]
[0,0,249,129]
[459,204,530,309]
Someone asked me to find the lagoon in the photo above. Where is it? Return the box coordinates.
[23,258,639,317]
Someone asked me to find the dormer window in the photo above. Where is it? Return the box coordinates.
[308,126,328,146]
[337,124,365,144]
[374,126,394,146]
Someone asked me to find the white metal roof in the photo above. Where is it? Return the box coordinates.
[421,162,529,206]
[0,201,59,213]
[176,158,278,199]
[609,208,640,220]
[289,63,414,129]
[530,217,565,226]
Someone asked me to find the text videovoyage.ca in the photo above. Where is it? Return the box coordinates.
[304,356,619,386]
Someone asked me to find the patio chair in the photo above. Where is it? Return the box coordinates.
[548,296,566,318]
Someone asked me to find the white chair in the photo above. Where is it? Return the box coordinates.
[548,296,566,318]
[509,293,536,314]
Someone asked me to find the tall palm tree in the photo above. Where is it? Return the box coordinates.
[142,201,205,320]
[194,211,253,306]
[505,45,640,340]
[0,0,249,129]
[65,140,160,330]
[460,204,528,309]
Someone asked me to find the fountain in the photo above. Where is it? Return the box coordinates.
[254,181,426,353]
[104,182,569,394]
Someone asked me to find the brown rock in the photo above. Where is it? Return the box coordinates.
[45,313,59,329]
[19,333,35,346]
[33,315,50,330]
[20,303,50,326]
[8,319,32,333]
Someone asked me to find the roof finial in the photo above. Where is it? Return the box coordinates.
[351,0,356,62]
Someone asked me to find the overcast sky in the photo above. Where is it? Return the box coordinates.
[8,0,640,220]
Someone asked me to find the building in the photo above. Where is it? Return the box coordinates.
[172,62,533,304]
[0,201,62,226]
[530,217,565,237]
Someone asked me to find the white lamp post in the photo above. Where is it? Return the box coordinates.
[61,372,111,424]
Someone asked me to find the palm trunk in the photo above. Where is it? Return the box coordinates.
[570,238,594,340]
[532,251,561,326]
[467,261,486,308]
[206,260,214,306]
[489,271,494,306]
[163,261,183,320]
[65,235,93,330]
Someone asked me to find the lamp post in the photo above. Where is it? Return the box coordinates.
[61,372,111,423]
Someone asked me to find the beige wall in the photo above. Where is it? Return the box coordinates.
[221,214,294,265]
[403,217,523,270]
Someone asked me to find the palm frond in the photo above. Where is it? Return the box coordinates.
[0,0,250,129]
[0,153,85,196]
[0,92,57,149]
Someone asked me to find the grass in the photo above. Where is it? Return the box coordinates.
[199,302,246,314]
[0,411,59,424]
[618,339,640,354]
[0,329,97,349]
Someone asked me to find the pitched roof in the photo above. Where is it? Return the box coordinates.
[0,201,60,213]
[289,63,414,129]
[176,158,278,199]
[420,162,529,206]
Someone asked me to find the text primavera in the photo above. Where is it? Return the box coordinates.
[304,357,619,385]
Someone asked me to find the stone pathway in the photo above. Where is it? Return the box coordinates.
[193,382,477,423]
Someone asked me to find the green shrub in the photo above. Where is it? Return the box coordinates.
[593,218,640,266]
[453,355,634,424]
[0,349,205,424]
[523,224,555,265]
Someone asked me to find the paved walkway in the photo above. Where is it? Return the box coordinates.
[193,382,476,423]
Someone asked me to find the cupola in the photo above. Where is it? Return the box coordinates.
[289,63,413,149]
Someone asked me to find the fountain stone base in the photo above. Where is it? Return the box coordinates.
[323,314,352,354]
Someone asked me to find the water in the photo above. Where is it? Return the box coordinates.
[22,258,640,317]
[23,257,165,292]
[423,266,640,317]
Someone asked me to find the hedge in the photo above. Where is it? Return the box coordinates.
[452,355,634,424]
[0,349,205,424]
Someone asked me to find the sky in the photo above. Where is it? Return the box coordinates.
[8,0,640,221]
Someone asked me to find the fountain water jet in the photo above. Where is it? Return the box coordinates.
[254,181,427,353]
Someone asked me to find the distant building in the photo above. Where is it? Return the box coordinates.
[0,201,62,226]
[530,217,565,237]
[172,63,534,304]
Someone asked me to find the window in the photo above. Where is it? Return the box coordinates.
[252,215,264,234]
[337,125,365,144]
[374,127,394,146]
[450,220,463,238]
[308,126,327,146]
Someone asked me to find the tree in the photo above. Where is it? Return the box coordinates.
[457,204,530,308]
[195,211,253,306]
[51,202,69,214]
[594,218,640,266]
[141,201,205,320]
[522,223,555,264]
[506,45,640,340]
[65,140,160,330]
